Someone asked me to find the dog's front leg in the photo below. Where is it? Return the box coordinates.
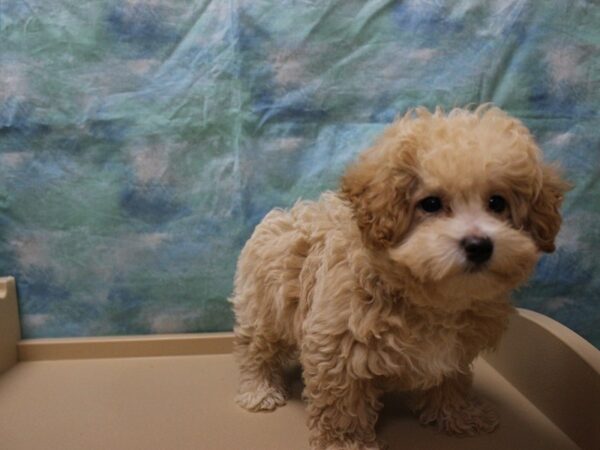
[409,371,499,436]
[301,335,383,450]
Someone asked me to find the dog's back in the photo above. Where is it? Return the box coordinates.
[230,192,353,412]
[231,192,349,351]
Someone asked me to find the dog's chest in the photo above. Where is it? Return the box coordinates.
[374,327,464,390]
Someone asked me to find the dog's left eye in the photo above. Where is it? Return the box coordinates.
[419,196,443,213]
[488,195,507,213]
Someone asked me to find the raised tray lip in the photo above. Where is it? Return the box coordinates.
[0,276,19,373]
[2,272,598,365]
[17,331,235,361]
[12,308,600,366]
[513,308,600,374]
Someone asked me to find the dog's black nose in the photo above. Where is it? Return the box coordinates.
[461,236,494,264]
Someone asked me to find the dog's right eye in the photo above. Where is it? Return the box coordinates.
[419,196,443,213]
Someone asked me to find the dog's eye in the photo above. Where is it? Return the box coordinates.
[419,196,443,213]
[489,195,507,213]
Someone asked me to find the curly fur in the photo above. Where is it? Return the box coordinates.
[231,106,570,450]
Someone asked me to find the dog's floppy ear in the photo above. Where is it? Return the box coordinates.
[527,164,571,253]
[340,134,418,249]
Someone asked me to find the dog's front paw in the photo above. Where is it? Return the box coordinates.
[235,383,287,412]
[419,397,499,436]
[316,440,384,450]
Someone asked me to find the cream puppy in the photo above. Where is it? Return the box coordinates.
[231,106,569,450]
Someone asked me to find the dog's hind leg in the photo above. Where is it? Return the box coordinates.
[233,328,290,412]
[231,207,307,411]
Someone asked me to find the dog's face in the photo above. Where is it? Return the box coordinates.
[341,107,570,307]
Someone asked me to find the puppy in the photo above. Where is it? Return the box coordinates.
[231,106,569,450]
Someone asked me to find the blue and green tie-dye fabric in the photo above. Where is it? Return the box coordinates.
[1,1,598,346]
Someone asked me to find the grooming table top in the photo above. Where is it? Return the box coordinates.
[0,353,582,450]
[0,277,598,450]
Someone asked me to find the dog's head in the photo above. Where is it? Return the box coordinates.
[341,106,570,306]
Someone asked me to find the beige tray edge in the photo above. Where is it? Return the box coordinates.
[511,308,600,373]
[0,276,20,374]
[484,308,600,450]
[18,332,235,360]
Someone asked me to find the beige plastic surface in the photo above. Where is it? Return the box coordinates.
[0,274,598,450]
[0,354,582,450]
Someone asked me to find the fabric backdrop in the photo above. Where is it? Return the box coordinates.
[1,0,598,347]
